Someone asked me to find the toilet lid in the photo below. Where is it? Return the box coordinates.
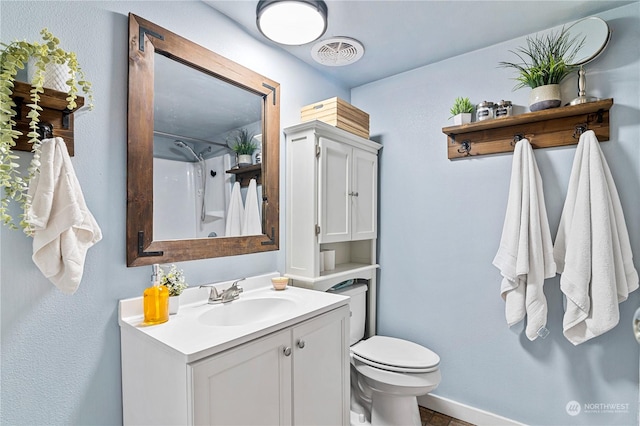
[351,336,440,373]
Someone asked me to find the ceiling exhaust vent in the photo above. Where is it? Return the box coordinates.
[311,37,364,67]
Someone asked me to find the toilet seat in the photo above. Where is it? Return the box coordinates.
[351,336,440,373]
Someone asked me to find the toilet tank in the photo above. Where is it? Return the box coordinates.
[330,283,367,345]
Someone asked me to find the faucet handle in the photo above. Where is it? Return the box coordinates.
[231,278,245,293]
[199,284,221,302]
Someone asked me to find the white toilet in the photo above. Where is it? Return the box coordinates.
[331,283,441,426]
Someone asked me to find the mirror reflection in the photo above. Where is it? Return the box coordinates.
[152,53,263,240]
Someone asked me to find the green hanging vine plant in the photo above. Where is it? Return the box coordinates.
[0,28,93,232]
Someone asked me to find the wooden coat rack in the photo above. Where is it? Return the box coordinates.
[10,81,84,156]
[442,98,613,159]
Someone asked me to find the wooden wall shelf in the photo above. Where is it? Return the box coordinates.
[10,81,85,156]
[226,163,262,187]
[442,98,613,159]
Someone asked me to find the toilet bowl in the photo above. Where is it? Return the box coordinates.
[330,284,441,426]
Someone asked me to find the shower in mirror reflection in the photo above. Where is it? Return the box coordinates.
[153,138,234,240]
[174,140,208,223]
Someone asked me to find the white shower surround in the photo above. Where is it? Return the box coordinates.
[153,154,233,240]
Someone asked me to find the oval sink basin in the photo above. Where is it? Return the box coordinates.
[198,297,296,327]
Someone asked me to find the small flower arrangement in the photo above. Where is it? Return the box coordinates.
[158,264,188,297]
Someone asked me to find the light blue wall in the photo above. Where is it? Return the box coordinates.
[352,3,640,425]
[0,1,348,424]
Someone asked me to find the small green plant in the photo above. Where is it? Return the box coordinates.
[228,128,258,155]
[499,27,585,90]
[449,97,474,117]
[0,28,94,231]
[159,264,189,297]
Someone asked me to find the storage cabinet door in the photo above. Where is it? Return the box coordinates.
[351,149,378,241]
[318,138,351,243]
[190,330,292,425]
[292,307,350,426]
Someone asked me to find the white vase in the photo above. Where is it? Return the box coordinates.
[238,154,253,167]
[529,84,561,112]
[27,58,71,92]
[169,296,180,315]
[453,113,472,125]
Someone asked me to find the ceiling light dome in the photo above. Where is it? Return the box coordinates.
[257,0,328,46]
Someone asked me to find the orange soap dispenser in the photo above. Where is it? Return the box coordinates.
[143,264,169,325]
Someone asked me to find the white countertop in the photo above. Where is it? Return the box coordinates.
[118,272,349,363]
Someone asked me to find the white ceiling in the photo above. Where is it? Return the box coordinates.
[204,0,633,88]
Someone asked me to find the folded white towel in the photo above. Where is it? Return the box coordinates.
[225,181,244,237]
[242,178,262,236]
[554,130,639,345]
[493,139,556,340]
[26,138,102,295]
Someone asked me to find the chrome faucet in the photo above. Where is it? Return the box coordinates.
[200,278,245,304]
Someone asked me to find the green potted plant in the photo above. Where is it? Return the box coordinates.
[499,27,584,111]
[449,97,474,125]
[0,28,93,231]
[158,264,189,314]
[228,128,258,167]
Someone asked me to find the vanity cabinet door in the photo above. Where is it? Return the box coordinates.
[292,305,350,426]
[190,329,292,425]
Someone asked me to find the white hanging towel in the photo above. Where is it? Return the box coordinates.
[493,139,556,341]
[554,130,638,345]
[225,181,244,236]
[242,178,262,236]
[26,138,102,295]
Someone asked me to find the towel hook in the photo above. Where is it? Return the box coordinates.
[573,124,588,139]
[36,122,54,140]
[512,133,525,146]
[457,140,471,155]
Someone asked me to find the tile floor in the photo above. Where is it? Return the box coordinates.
[419,406,475,426]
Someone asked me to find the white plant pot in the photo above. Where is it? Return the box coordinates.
[27,59,70,92]
[238,154,253,167]
[529,84,561,112]
[169,296,180,315]
[452,113,472,125]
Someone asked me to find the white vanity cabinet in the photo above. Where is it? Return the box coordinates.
[191,307,349,425]
[119,275,350,426]
[285,121,381,335]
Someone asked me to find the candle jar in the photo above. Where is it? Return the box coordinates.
[476,101,495,121]
[495,100,513,118]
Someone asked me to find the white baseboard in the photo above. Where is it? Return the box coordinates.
[418,393,525,426]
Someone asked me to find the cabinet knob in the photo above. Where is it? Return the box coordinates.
[283,346,292,356]
[297,339,306,349]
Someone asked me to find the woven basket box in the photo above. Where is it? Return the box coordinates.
[301,97,370,139]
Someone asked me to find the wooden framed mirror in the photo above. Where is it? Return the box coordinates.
[127,14,280,266]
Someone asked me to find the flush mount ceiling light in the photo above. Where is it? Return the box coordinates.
[256,0,328,46]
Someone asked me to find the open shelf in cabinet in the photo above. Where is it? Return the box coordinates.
[442,98,613,159]
[10,81,85,156]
